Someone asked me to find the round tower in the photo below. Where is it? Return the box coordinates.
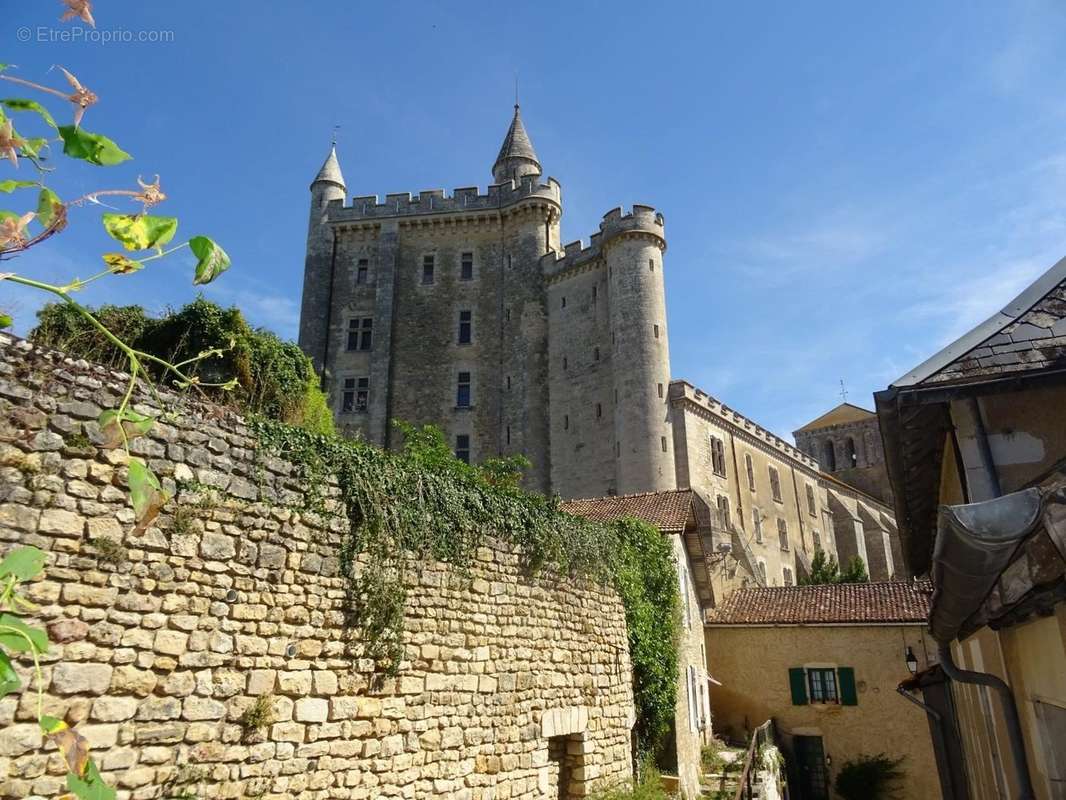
[604,205,676,494]
[298,144,346,375]
[492,105,542,185]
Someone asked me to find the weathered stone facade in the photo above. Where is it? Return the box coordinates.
[793,404,894,506]
[0,335,636,799]
[299,107,673,499]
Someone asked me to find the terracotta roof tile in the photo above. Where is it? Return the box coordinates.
[561,489,694,533]
[706,580,932,625]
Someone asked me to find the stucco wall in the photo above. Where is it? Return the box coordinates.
[705,624,941,800]
[0,336,636,799]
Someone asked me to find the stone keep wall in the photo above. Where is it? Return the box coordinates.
[0,335,636,799]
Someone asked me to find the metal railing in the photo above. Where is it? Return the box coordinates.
[733,718,779,800]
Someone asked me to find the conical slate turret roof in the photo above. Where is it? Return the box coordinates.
[493,105,540,173]
[312,144,345,189]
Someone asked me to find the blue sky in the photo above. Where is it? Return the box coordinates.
[5,1,1066,441]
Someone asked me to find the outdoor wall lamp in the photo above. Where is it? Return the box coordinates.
[825,753,832,768]
[905,646,918,675]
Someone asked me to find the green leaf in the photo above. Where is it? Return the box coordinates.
[0,651,20,699]
[101,214,177,252]
[189,236,231,285]
[101,252,142,275]
[39,715,66,734]
[127,458,167,528]
[36,187,62,228]
[0,180,37,194]
[0,614,48,654]
[57,125,131,166]
[66,757,116,800]
[0,314,11,329]
[0,98,57,129]
[20,137,48,158]
[0,545,47,580]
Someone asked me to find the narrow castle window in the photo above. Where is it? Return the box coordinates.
[769,466,782,502]
[456,372,471,408]
[594,346,600,361]
[654,324,660,339]
[561,296,567,309]
[506,375,511,390]
[710,437,726,477]
[347,318,373,351]
[592,285,597,303]
[563,356,568,370]
[823,439,837,471]
[661,436,668,453]
[783,566,794,587]
[460,251,474,281]
[506,425,511,444]
[649,259,655,271]
[658,383,664,398]
[564,415,569,431]
[596,403,602,419]
[356,258,369,285]
[778,518,789,551]
[455,434,470,464]
[422,254,435,285]
[745,453,756,491]
[845,437,857,467]
[505,307,511,321]
[813,531,822,551]
[717,495,731,527]
[341,377,369,413]
[458,310,472,345]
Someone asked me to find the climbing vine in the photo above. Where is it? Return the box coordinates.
[251,418,680,758]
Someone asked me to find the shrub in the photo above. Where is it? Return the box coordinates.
[588,765,672,800]
[239,695,275,733]
[701,738,727,773]
[834,753,905,800]
[31,297,333,435]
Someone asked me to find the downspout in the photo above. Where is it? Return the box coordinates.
[938,643,1034,800]
[319,231,339,392]
[958,396,1001,500]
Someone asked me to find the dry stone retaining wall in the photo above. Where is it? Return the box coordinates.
[0,335,636,799]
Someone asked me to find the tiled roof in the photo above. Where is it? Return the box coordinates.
[561,489,694,533]
[794,403,876,433]
[706,580,932,625]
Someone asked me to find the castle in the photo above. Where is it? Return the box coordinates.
[298,105,902,587]
[298,105,673,499]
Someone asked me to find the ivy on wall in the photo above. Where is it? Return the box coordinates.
[251,418,680,758]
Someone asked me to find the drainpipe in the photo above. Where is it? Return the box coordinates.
[957,397,1001,500]
[938,643,1034,800]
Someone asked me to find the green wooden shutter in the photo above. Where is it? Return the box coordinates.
[789,668,808,705]
[838,667,858,706]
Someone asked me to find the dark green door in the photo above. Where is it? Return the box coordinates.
[794,735,829,800]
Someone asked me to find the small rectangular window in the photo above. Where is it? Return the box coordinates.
[813,531,822,551]
[661,436,668,452]
[808,668,839,704]
[653,324,660,338]
[564,414,569,431]
[658,383,664,399]
[506,375,511,390]
[596,403,602,419]
[562,296,567,309]
[769,466,782,502]
[594,346,600,361]
[460,251,474,281]
[347,318,373,351]
[356,258,369,285]
[456,371,471,408]
[778,518,789,551]
[506,425,511,444]
[648,259,655,271]
[716,495,731,528]
[563,356,568,370]
[745,453,756,492]
[710,437,726,477]
[458,310,472,345]
[783,566,794,586]
[505,308,511,321]
[455,434,470,464]
[341,376,369,413]
[422,254,435,285]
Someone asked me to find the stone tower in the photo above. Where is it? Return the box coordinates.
[298,105,674,499]
[299,145,346,377]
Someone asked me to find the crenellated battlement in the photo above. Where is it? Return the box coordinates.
[326,175,562,223]
[541,205,666,283]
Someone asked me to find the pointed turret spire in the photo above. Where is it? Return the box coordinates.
[312,143,346,191]
[492,104,541,184]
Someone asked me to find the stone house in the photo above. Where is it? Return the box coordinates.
[876,254,1066,800]
[562,489,717,800]
[705,581,941,800]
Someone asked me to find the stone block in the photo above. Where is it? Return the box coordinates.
[51,663,113,695]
